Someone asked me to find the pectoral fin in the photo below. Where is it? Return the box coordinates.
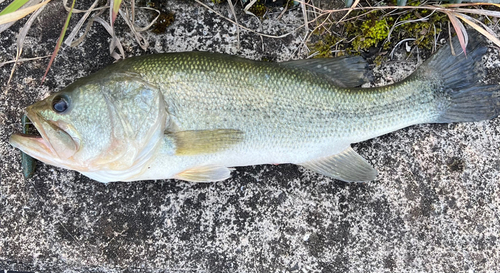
[166,129,244,155]
[301,147,377,182]
[174,165,232,182]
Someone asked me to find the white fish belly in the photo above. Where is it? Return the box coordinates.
[134,136,352,181]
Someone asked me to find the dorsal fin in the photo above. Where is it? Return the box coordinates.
[279,56,372,88]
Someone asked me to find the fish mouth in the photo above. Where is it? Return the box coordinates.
[9,111,78,165]
[10,112,55,158]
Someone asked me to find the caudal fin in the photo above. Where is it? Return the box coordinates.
[416,32,500,123]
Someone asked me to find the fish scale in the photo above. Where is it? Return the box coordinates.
[127,53,436,142]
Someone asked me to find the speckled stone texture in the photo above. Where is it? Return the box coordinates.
[1,1,500,272]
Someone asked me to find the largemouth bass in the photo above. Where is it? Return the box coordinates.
[9,35,500,183]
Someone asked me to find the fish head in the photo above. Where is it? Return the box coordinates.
[15,91,82,163]
[10,72,167,182]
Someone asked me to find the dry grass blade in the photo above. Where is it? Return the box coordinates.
[64,0,101,47]
[0,0,30,16]
[442,3,500,8]
[110,0,122,27]
[227,0,240,50]
[117,3,160,51]
[94,16,124,59]
[451,8,500,17]
[194,0,302,39]
[118,7,148,50]
[243,0,258,13]
[0,0,50,25]
[2,0,162,83]
[132,6,159,32]
[6,2,45,89]
[390,38,416,59]
[301,0,309,38]
[454,12,500,48]
[385,11,436,48]
[0,0,39,33]
[444,10,468,54]
[458,11,497,37]
[301,3,500,52]
[205,1,500,49]
[41,0,75,83]
[108,0,124,59]
[69,5,106,47]
[339,0,361,23]
[0,55,50,67]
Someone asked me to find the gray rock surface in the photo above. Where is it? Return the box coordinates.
[1,0,500,272]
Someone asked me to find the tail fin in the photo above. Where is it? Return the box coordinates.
[417,32,500,123]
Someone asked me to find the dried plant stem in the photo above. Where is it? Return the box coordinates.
[194,0,303,39]
[227,0,240,50]
[6,2,46,89]
[0,0,50,25]
[296,1,500,50]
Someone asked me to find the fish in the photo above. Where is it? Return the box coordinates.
[9,34,500,183]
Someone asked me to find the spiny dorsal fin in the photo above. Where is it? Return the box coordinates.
[174,165,232,182]
[167,129,244,156]
[279,56,372,88]
[301,146,377,182]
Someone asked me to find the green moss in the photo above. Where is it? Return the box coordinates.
[247,0,267,18]
[310,35,345,58]
[351,18,391,51]
[309,0,450,64]
[392,10,447,50]
[312,11,394,56]
[373,55,384,66]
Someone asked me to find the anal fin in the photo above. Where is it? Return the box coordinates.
[174,165,232,182]
[301,147,377,182]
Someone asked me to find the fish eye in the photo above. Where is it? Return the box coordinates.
[52,95,70,113]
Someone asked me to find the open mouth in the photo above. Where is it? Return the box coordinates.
[20,113,42,138]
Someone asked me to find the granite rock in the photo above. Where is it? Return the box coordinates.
[1,1,500,272]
